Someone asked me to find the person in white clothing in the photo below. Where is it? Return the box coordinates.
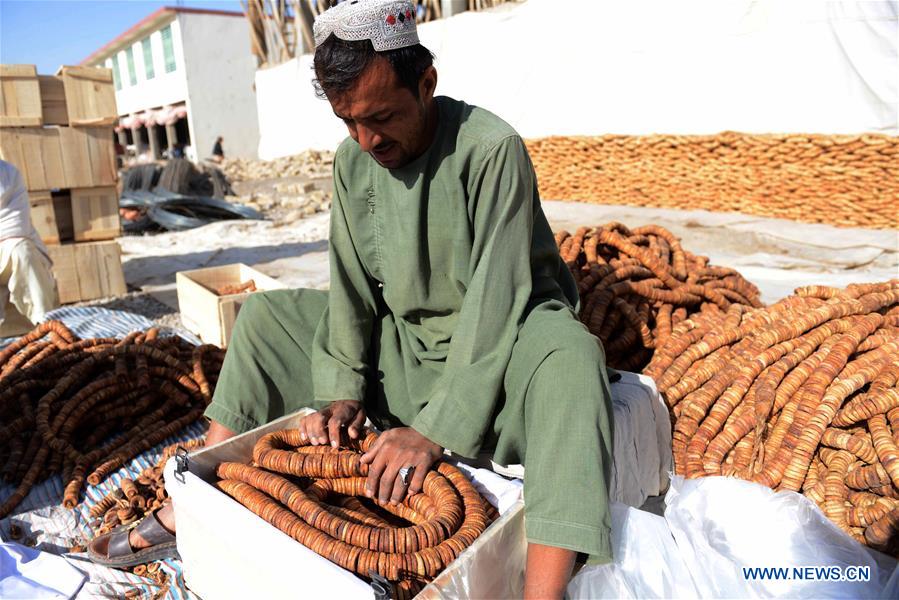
[0,160,59,337]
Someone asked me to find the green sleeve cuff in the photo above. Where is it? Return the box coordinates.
[312,355,367,403]
[526,516,612,562]
[204,402,261,436]
[411,390,484,458]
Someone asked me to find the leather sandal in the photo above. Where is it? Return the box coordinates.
[87,509,178,567]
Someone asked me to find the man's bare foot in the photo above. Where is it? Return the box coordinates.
[129,502,175,550]
[524,543,576,599]
[128,420,238,550]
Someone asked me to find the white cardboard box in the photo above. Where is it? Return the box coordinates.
[175,263,286,347]
[165,411,526,599]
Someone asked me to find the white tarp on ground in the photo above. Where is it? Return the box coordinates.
[568,476,899,599]
[255,0,898,159]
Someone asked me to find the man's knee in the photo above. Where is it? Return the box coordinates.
[534,327,605,381]
[518,304,604,366]
[560,329,604,366]
[236,291,274,323]
[230,291,292,339]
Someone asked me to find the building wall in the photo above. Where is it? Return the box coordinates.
[255,0,898,159]
[105,17,189,116]
[178,12,260,159]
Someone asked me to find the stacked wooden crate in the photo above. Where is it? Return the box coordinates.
[1,64,126,303]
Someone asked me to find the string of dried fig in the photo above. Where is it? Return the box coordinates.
[555,222,762,372]
[216,429,498,598]
[526,133,898,230]
[90,438,206,536]
[646,280,899,556]
[0,320,224,518]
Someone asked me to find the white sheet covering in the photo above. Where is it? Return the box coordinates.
[256,0,898,159]
[0,543,86,600]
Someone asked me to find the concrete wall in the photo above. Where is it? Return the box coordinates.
[107,17,189,116]
[178,12,260,159]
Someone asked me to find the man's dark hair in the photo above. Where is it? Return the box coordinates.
[313,35,434,100]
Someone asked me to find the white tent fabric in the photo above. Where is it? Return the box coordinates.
[255,0,898,159]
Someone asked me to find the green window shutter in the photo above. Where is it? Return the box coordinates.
[161,25,176,73]
[110,57,122,91]
[142,38,155,80]
[125,46,137,85]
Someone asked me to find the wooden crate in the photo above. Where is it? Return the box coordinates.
[59,126,95,188]
[0,64,42,127]
[27,188,118,244]
[176,263,286,347]
[83,127,117,184]
[46,241,126,304]
[58,66,117,127]
[71,186,120,241]
[52,191,73,242]
[0,128,63,190]
[0,126,116,191]
[28,190,59,244]
[38,75,68,126]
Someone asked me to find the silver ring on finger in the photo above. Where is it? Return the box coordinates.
[398,465,415,487]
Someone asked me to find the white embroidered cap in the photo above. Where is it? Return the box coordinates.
[313,0,420,52]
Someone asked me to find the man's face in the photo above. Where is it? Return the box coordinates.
[329,58,435,169]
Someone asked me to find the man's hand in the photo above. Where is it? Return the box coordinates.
[299,400,366,448]
[360,427,443,505]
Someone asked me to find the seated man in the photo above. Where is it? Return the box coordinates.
[91,1,613,596]
[0,160,58,337]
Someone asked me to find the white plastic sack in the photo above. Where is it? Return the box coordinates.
[665,476,899,598]
[568,477,899,599]
[567,502,699,599]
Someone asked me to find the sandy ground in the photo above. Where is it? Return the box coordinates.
[97,200,897,334]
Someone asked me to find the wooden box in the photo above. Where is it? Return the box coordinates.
[165,411,526,600]
[46,240,126,303]
[0,64,42,127]
[0,126,116,190]
[38,75,68,126]
[0,128,62,190]
[27,187,119,244]
[71,186,120,241]
[29,190,59,244]
[52,191,73,242]
[176,263,286,347]
[59,126,116,188]
[57,66,117,127]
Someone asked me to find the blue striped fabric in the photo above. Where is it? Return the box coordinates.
[0,308,206,599]
[0,306,202,348]
[67,421,207,600]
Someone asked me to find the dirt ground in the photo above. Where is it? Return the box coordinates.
[86,198,898,340]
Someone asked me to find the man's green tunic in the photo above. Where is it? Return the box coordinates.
[206,97,614,560]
